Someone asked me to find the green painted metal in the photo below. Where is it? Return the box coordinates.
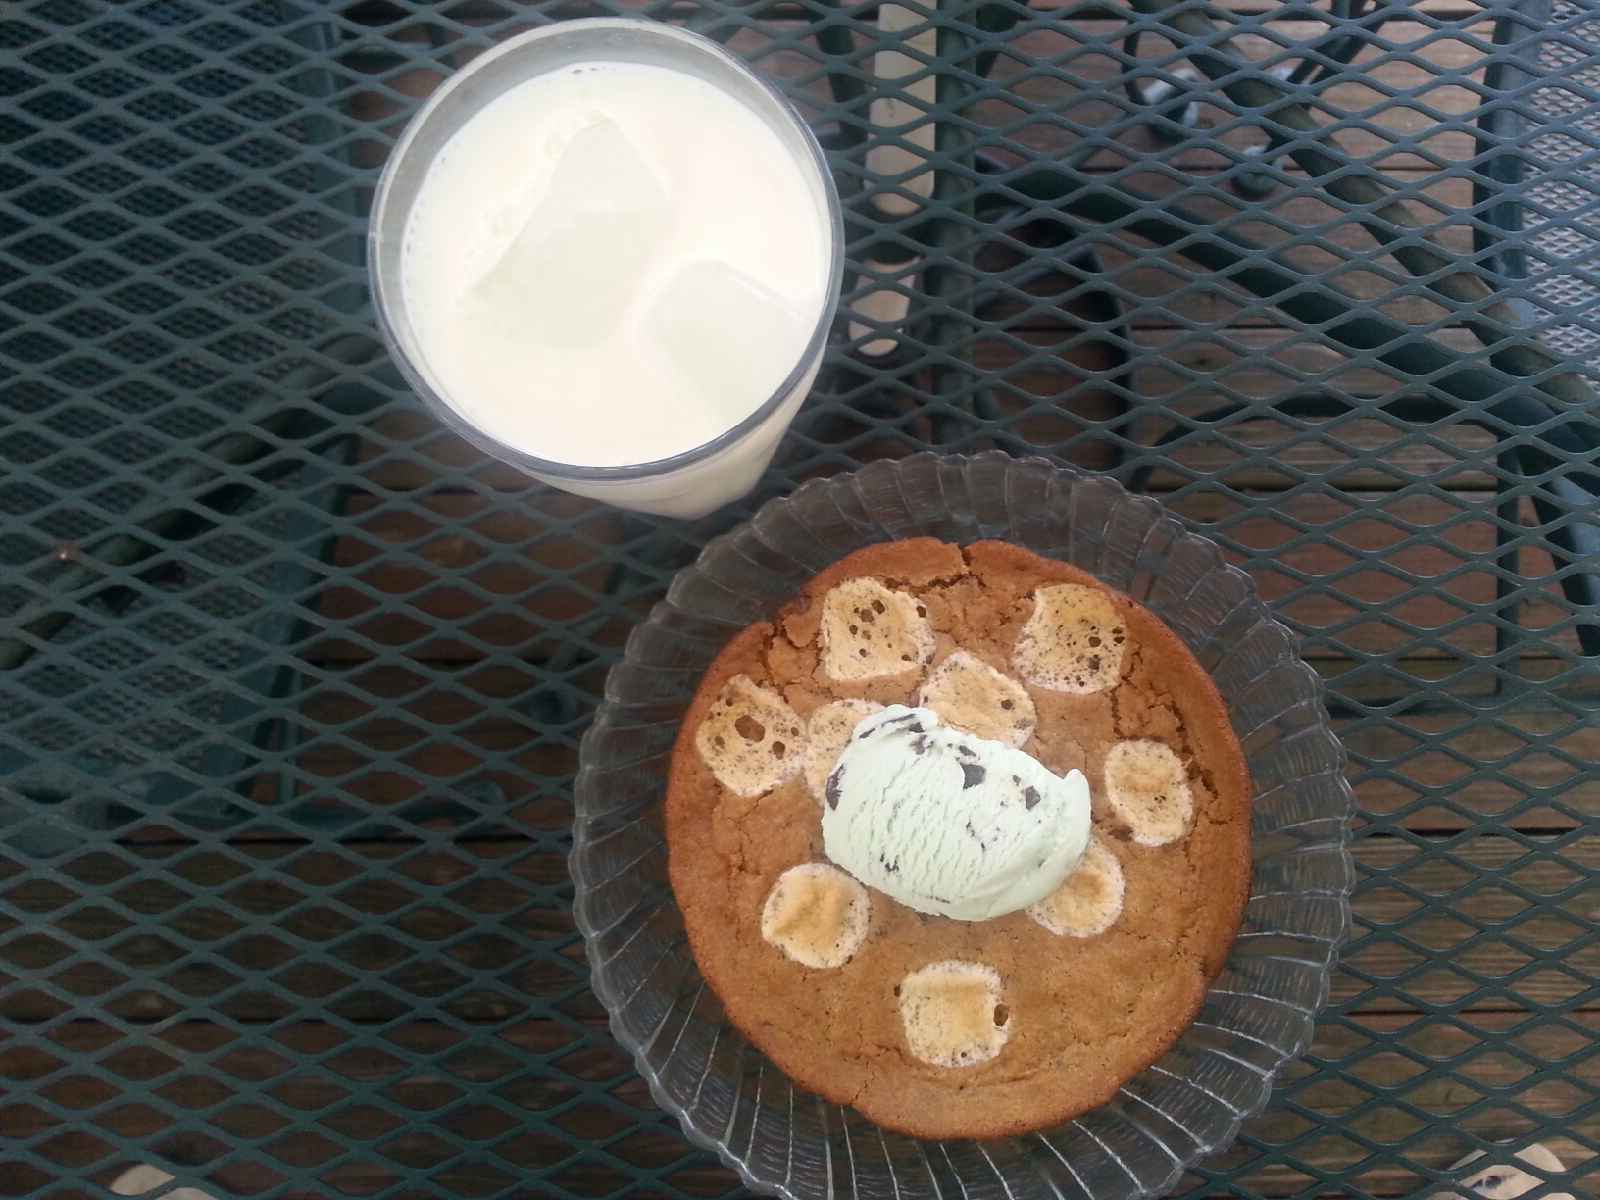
[1,0,1596,1196]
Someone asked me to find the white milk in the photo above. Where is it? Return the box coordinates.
[401,61,831,478]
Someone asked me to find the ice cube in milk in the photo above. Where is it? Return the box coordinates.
[642,259,808,433]
[465,118,672,349]
[402,62,830,469]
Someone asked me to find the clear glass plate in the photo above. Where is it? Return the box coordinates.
[572,452,1354,1200]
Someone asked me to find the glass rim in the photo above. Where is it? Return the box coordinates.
[367,17,846,483]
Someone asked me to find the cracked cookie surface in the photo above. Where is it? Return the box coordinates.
[664,538,1251,1140]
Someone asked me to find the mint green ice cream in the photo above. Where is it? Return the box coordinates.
[820,705,1091,921]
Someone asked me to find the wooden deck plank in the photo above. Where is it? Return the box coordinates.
[309,485,1577,665]
[957,20,1496,170]
[1009,181,1482,330]
[194,702,1597,832]
[356,319,1529,495]
[6,648,1541,840]
[360,15,1502,186]
[0,834,1587,940]
[3,1006,1595,1196]
[1,835,1592,1026]
[417,0,1490,23]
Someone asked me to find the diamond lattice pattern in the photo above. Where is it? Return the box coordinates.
[1,0,1597,1196]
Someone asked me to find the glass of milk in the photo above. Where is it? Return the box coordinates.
[369,19,843,518]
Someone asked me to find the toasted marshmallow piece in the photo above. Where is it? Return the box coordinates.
[761,863,872,968]
[1104,738,1194,846]
[919,650,1037,748]
[897,960,1010,1068]
[1028,835,1126,937]
[1013,583,1126,694]
[694,675,805,797]
[819,578,935,682]
[802,699,884,802]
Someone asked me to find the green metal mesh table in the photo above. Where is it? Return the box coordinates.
[2,0,1598,1197]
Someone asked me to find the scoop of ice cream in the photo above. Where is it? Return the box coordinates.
[821,706,1090,921]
